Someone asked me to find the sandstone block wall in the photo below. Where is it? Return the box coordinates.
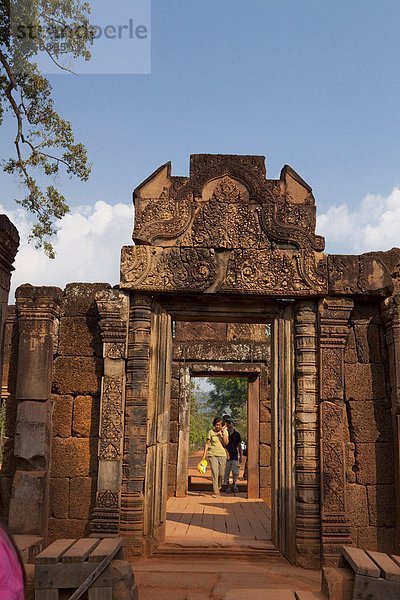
[0,283,109,541]
[344,301,395,553]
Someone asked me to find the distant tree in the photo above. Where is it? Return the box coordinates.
[207,377,248,423]
[189,379,212,453]
[0,0,93,256]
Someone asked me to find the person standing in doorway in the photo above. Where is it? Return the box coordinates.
[222,417,243,493]
[202,417,229,497]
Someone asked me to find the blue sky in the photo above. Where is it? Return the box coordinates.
[1,0,400,294]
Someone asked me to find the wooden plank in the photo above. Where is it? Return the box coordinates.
[36,591,59,600]
[88,588,112,600]
[353,573,400,600]
[185,502,205,538]
[35,539,76,564]
[367,551,400,582]
[62,538,100,563]
[88,538,122,563]
[68,542,120,600]
[340,546,380,577]
[35,564,111,589]
[166,496,191,537]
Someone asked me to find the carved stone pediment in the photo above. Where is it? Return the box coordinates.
[123,155,329,296]
[122,154,394,298]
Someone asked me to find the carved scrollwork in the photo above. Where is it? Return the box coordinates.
[133,188,193,244]
[99,377,123,460]
[97,489,119,509]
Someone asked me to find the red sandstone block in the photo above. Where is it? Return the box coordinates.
[51,437,96,478]
[259,466,271,487]
[260,422,271,444]
[73,395,98,438]
[53,356,102,395]
[48,517,87,544]
[59,316,102,357]
[366,485,396,527]
[63,283,111,317]
[347,400,392,443]
[69,477,95,520]
[259,444,271,467]
[345,363,386,401]
[169,421,179,444]
[50,477,69,519]
[356,443,394,486]
[51,394,73,438]
[358,526,396,554]
[175,321,227,342]
[346,483,369,527]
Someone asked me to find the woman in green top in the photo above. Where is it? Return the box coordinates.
[202,417,229,497]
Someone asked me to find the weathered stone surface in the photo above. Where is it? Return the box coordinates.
[260,401,271,423]
[347,400,392,443]
[356,443,394,485]
[173,342,270,362]
[169,442,178,465]
[170,378,180,400]
[73,395,98,438]
[51,394,73,438]
[14,400,52,462]
[322,567,354,600]
[50,477,69,519]
[63,283,111,317]
[111,560,138,600]
[358,526,396,553]
[169,421,179,444]
[344,328,358,364]
[59,316,102,357]
[8,471,46,534]
[345,363,386,401]
[48,517,87,543]
[259,466,271,487]
[170,396,179,421]
[227,323,268,342]
[260,422,271,444]
[51,438,96,478]
[175,322,227,342]
[1,438,15,476]
[53,356,102,395]
[345,442,356,484]
[367,485,396,527]
[69,476,94,519]
[346,484,369,527]
[353,323,382,364]
[328,254,393,296]
[259,444,271,467]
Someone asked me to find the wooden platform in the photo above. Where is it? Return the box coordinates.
[158,493,278,558]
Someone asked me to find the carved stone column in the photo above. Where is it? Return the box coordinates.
[90,289,128,535]
[381,294,400,552]
[9,285,62,539]
[121,294,152,555]
[319,297,354,565]
[294,301,320,568]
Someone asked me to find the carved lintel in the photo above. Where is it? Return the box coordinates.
[16,285,63,321]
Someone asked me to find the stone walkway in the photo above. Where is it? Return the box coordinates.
[166,494,271,541]
[134,557,322,600]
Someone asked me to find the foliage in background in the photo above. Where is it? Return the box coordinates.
[207,377,247,420]
[0,0,93,256]
[189,380,212,453]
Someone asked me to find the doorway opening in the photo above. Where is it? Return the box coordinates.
[188,376,248,496]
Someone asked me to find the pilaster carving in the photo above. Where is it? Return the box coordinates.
[120,293,152,552]
[90,289,128,535]
[319,297,354,565]
[381,294,400,551]
[294,301,320,568]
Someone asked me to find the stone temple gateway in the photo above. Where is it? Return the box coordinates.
[2,154,400,570]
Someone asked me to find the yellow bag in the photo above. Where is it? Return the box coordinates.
[196,459,208,474]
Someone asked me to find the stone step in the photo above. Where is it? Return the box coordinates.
[225,590,296,600]
[295,592,328,600]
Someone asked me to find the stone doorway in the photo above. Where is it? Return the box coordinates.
[186,375,249,497]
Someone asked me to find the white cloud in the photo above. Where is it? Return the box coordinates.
[317,187,400,255]
[2,200,133,301]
